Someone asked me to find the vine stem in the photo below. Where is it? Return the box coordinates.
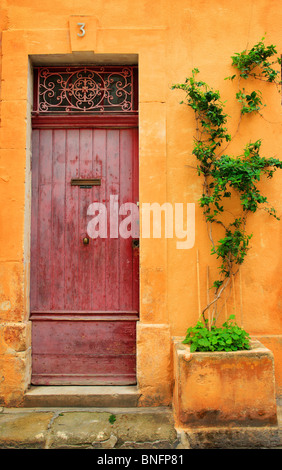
[196,250,202,320]
[217,112,242,158]
[202,268,239,323]
[239,268,244,327]
[201,277,230,319]
[206,266,211,330]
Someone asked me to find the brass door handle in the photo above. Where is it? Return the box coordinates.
[83,237,89,245]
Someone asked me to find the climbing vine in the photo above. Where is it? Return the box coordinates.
[172,38,282,332]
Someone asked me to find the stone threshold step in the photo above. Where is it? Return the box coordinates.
[23,385,141,408]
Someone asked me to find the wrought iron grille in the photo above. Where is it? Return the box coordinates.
[34,66,137,114]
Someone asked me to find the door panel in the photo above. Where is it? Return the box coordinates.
[30,127,139,385]
[31,320,136,385]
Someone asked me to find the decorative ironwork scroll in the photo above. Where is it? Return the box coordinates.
[34,66,136,114]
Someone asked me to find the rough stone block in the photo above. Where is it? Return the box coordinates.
[0,352,31,406]
[173,339,277,427]
[2,322,31,353]
[0,411,53,448]
[137,324,173,406]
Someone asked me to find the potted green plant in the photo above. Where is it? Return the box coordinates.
[171,38,282,427]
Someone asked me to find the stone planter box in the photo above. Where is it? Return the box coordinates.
[173,338,277,427]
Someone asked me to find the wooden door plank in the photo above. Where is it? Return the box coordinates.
[119,129,133,310]
[51,129,66,310]
[30,130,40,311]
[32,320,136,354]
[65,129,80,310]
[78,129,93,310]
[132,128,140,312]
[37,129,53,310]
[91,129,107,310]
[105,129,120,311]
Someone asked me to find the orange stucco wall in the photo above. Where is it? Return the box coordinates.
[0,0,282,406]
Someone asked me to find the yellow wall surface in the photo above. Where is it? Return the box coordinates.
[0,0,282,406]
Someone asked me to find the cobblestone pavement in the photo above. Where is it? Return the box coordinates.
[0,404,281,449]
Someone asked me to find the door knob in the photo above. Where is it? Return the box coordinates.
[132,239,139,248]
[83,237,89,245]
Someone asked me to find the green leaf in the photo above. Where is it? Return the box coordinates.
[109,414,116,424]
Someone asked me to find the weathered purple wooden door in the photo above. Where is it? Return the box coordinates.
[30,127,139,384]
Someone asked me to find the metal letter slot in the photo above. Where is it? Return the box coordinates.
[71,178,101,188]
